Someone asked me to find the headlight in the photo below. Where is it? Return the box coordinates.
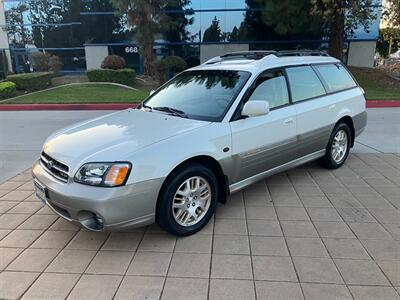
[74,162,131,187]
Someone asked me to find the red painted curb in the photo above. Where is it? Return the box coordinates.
[366,101,400,108]
[0,101,399,111]
[0,103,138,111]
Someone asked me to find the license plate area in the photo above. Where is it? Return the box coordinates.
[34,180,47,205]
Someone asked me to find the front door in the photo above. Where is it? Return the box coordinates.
[229,70,297,184]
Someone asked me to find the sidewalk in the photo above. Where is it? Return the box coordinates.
[1,153,400,299]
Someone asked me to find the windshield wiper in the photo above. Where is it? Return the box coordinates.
[153,106,188,118]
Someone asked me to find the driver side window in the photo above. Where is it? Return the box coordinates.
[248,70,289,109]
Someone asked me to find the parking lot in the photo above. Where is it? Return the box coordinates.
[0,109,399,299]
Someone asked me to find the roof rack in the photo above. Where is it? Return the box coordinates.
[220,51,278,59]
[276,50,330,57]
[204,50,330,64]
[204,51,277,64]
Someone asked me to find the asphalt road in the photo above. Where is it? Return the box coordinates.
[0,108,399,183]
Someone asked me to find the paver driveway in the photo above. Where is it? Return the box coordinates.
[0,154,400,300]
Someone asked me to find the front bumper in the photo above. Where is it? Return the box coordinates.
[32,161,164,231]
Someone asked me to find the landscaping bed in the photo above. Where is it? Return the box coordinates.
[350,67,400,100]
[0,83,149,104]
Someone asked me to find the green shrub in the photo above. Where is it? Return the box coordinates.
[6,72,53,91]
[155,56,188,82]
[0,81,16,99]
[32,52,51,72]
[162,56,188,73]
[86,69,136,86]
[101,55,126,70]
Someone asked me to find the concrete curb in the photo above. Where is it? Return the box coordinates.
[0,101,399,111]
[365,100,400,108]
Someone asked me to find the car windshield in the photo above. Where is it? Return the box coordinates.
[144,70,251,122]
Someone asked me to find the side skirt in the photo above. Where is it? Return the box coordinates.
[229,150,325,194]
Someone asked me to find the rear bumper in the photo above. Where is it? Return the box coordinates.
[354,110,367,138]
[32,161,164,231]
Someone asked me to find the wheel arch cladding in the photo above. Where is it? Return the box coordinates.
[336,116,355,147]
[157,155,229,208]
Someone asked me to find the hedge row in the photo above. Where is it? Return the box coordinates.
[86,69,136,87]
[6,72,53,91]
[0,81,16,99]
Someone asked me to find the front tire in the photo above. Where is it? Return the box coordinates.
[319,123,352,169]
[156,163,218,236]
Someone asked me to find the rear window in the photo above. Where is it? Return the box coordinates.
[314,64,357,93]
[286,66,326,102]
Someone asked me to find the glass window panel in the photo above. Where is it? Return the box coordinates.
[145,70,251,121]
[248,71,289,109]
[191,0,247,10]
[286,66,326,102]
[315,64,357,93]
[46,49,86,71]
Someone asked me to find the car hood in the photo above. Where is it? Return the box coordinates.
[43,109,211,168]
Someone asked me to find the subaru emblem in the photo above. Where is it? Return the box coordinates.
[47,160,54,169]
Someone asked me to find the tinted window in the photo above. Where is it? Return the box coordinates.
[144,70,250,122]
[248,70,289,109]
[315,64,357,93]
[286,66,326,102]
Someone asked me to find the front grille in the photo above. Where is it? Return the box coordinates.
[40,152,70,182]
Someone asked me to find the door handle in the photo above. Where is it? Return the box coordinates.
[329,104,336,110]
[283,118,294,125]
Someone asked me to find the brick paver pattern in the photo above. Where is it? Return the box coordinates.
[0,154,400,300]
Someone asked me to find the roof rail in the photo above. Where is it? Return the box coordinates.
[203,51,277,64]
[203,49,330,65]
[220,51,278,59]
[276,50,330,57]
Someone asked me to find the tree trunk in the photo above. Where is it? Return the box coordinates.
[142,43,156,76]
[388,36,393,58]
[328,4,345,61]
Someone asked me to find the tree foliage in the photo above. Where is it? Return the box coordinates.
[377,28,400,58]
[159,0,194,56]
[383,0,400,27]
[203,17,223,42]
[5,4,32,47]
[111,0,164,76]
[258,0,323,37]
[310,0,376,59]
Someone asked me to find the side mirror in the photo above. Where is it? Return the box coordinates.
[149,90,156,96]
[242,101,270,117]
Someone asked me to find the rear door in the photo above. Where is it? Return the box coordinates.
[285,65,333,158]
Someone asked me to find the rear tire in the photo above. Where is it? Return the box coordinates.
[156,163,218,236]
[319,123,351,169]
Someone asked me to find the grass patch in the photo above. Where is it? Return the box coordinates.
[350,67,400,100]
[1,83,149,104]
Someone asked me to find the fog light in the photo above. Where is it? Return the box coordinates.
[94,214,104,225]
[78,211,104,231]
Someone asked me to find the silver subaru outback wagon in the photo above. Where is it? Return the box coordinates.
[32,51,367,236]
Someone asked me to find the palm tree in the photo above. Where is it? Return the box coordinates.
[112,0,163,76]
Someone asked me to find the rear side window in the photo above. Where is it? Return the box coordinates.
[286,66,326,102]
[314,64,357,93]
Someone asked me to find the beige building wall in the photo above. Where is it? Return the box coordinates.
[0,1,12,71]
[347,41,376,68]
[85,45,109,70]
[200,44,249,63]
